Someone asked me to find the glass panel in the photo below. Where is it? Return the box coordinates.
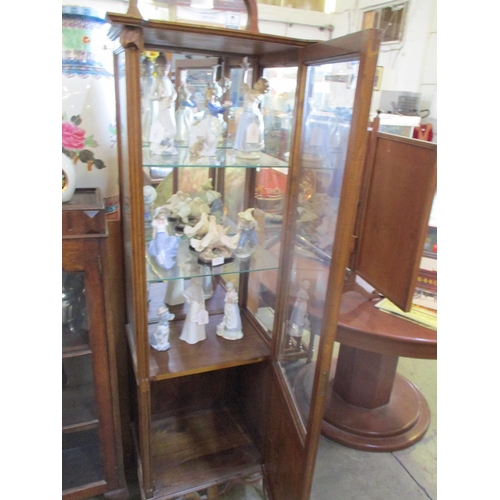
[138,0,249,29]
[242,67,297,337]
[62,271,89,353]
[62,354,99,427]
[62,428,104,491]
[277,59,360,426]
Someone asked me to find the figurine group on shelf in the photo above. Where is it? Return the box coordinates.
[142,55,271,162]
[148,189,260,269]
[149,278,244,350]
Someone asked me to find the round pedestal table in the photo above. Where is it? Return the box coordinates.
[294,291,437,452]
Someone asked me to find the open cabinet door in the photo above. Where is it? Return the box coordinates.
[354,124,437,311]
[262,29,381,500]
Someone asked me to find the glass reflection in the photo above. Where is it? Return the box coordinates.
[278,59,359,426]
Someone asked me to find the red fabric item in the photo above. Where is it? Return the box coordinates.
[413,123,433,141]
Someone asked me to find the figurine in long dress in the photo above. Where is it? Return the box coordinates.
[149,306,175,351]
[234,58,270,159]
[175,83,196,143]
[149,53,178,155]
[189,85,232,157]
[217,282,243,340]
[288,280,310,346]
[235,208,259,258]
[148,207,179,271]
[179,278,208,344]
[141,56,154,145]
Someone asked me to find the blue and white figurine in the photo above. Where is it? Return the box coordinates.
[189,84,232,157]
[234,58,270,160]
[235,208,259,258]
[149,306,175,351]
[148,207,179,271]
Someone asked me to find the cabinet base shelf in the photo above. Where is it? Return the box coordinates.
[137,406,262,500]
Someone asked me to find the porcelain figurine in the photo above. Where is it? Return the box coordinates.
[143,185,157,227]
[149,306,175,351]
[164,279,186,306]
[234,58,270,159]
[235,208,259,258]
[199,178,224,223]
[141,56,154,145]
[190,215,240,265]
[216,282,243,340]
[165,190,190,219]
[189,85,232,157]
[149,53,178,156]
[148,207,180,271]
[175,83,196,143]
[179,278,208,344]
[289,280,311,342]
[171,197,210,226]
[184,212,210,239]
[311,215,337,250]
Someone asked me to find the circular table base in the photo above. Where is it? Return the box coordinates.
[293,361,431,452]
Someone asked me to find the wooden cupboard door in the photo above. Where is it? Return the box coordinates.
[263,29,381,500]
[354,130,437,311]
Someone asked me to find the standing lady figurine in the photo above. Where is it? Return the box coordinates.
[180,278,208,344]
[149,53,178,155]
[149,306,175,351]
[148,207,180,271]
[189,85,232,157]
[175,83,196,143]
[141,56,154,145]
[216,282,243,340]
[234,57,270,159]
[235,208,259,258]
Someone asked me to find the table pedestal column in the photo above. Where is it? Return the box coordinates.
[294,344,430,452]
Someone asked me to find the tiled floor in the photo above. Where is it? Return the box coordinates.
[90,353,436,500]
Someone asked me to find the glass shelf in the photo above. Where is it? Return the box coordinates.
[146,238,279,284]
[142,146,289,169]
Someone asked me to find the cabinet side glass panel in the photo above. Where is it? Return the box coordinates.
[245,67,296,337]
[277,60,359,425]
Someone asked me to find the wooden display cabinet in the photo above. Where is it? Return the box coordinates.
[62,189,128,500]
[106,1,435,499]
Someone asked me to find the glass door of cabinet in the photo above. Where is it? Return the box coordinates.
[62,271,105,491]
[264,29,381,500]
[62,241,120,497]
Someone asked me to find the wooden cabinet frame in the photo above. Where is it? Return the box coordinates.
[107,3,435,499]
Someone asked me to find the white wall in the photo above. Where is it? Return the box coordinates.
[258,0,437,139]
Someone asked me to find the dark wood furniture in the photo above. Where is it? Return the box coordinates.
[62,188,128,499]
[294,290,437,452]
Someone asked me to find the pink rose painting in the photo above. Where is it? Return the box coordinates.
[62,114,106,171]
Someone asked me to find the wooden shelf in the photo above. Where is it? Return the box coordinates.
[147,312,270,381]
[62,327,91,357]
[149,407,261,499]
